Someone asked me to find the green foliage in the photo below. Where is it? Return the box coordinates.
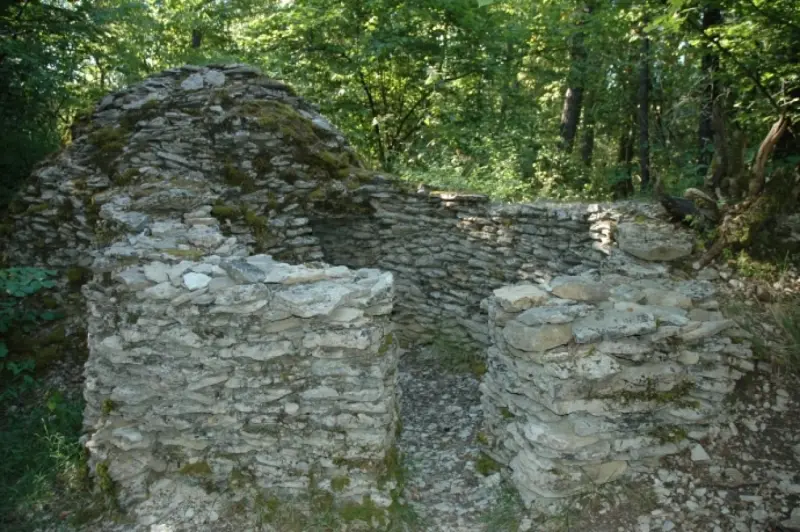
[769,301,800,373]
[0,268,60,402]
[2,0,798,216]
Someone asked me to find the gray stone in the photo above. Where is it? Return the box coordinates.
[516,304,592,326]
[690,444,711,462]
[493,284,549,312]
[503,321,573,352]
[573,310,657,343]
[220,260,267,283]
[551,276,610,302]
[617,221,694,261]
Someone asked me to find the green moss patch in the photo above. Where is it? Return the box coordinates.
[378,332,394,356]
[649,425,689,444]
[210,203,243,221]
[594,379,699,408]
[476,452,503,476]
[179,461,212,477]
[223,162,256,193]
[87,127,128,173]
[330,476,351,492]
[339,495,386,525]
[113,168,140,186]
[242,100,319,146]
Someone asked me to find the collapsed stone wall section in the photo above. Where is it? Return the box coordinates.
[480,275,753,507]
[83,230,400,510]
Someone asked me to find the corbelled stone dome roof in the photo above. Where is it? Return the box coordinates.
[4,63,384,270]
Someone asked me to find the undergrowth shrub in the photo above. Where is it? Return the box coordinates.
[0,266,94,530]
[0,267,61,402]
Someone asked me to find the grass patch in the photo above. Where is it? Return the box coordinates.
[0,391,103,531]
[724,297,800,373]
[480,481,524,531]
[428,336,487,378]
[769,300,800,372]
[476,452,503,476]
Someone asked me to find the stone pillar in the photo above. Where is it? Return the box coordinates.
[480,275,752,507]
[83,252,399,512]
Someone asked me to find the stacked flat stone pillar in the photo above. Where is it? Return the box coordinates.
[83,246,400,511]
[479,275,753,507]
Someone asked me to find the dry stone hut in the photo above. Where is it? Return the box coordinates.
[2,64,755,524]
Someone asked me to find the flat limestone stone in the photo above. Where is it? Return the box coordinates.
[617,221,694,262]
[551,276,610,302]
[503,321,573,352]
[493,284,549,312]
[573,310,657,343]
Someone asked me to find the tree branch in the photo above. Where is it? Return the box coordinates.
[357,70,386,168]
[748,114,790,199]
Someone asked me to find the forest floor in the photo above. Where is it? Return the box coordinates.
[11,265,800,532]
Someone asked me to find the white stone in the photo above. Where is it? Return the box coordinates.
[220,342,292,361]
[180,73,204,90]
[182,272,212,290]
[203,70,226,87]
[276,281,352,317]
[139,282,182,300]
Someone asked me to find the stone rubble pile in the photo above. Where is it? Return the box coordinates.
[479,274,754,507]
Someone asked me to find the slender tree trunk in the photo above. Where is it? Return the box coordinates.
[638,14,651,190]
[698,6,722,176]
[192,29,203,49]
[614,116,636,198]
[580,90,595,167]
[559,4,593,152]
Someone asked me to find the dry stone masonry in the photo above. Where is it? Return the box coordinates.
[480,275,753,508]
[83,240,400,511]
[0,63,755,521]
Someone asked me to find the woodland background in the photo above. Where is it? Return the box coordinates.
[0,2,799,528]
[1,0,799,245]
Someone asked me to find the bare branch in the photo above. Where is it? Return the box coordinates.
[748,114,790,199]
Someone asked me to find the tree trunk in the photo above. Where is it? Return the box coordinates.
[697,5,722,176]
[696,115,790,269]
[192,29,203,49]
[559,4,593,152]
[613,117,636,198]
[638,14,651,190]
[580,90,595,167]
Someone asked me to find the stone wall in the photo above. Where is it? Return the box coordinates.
[312,188,676,353]
[479,276,753,507]
[83,231,400,510]
[2,62,689,362]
